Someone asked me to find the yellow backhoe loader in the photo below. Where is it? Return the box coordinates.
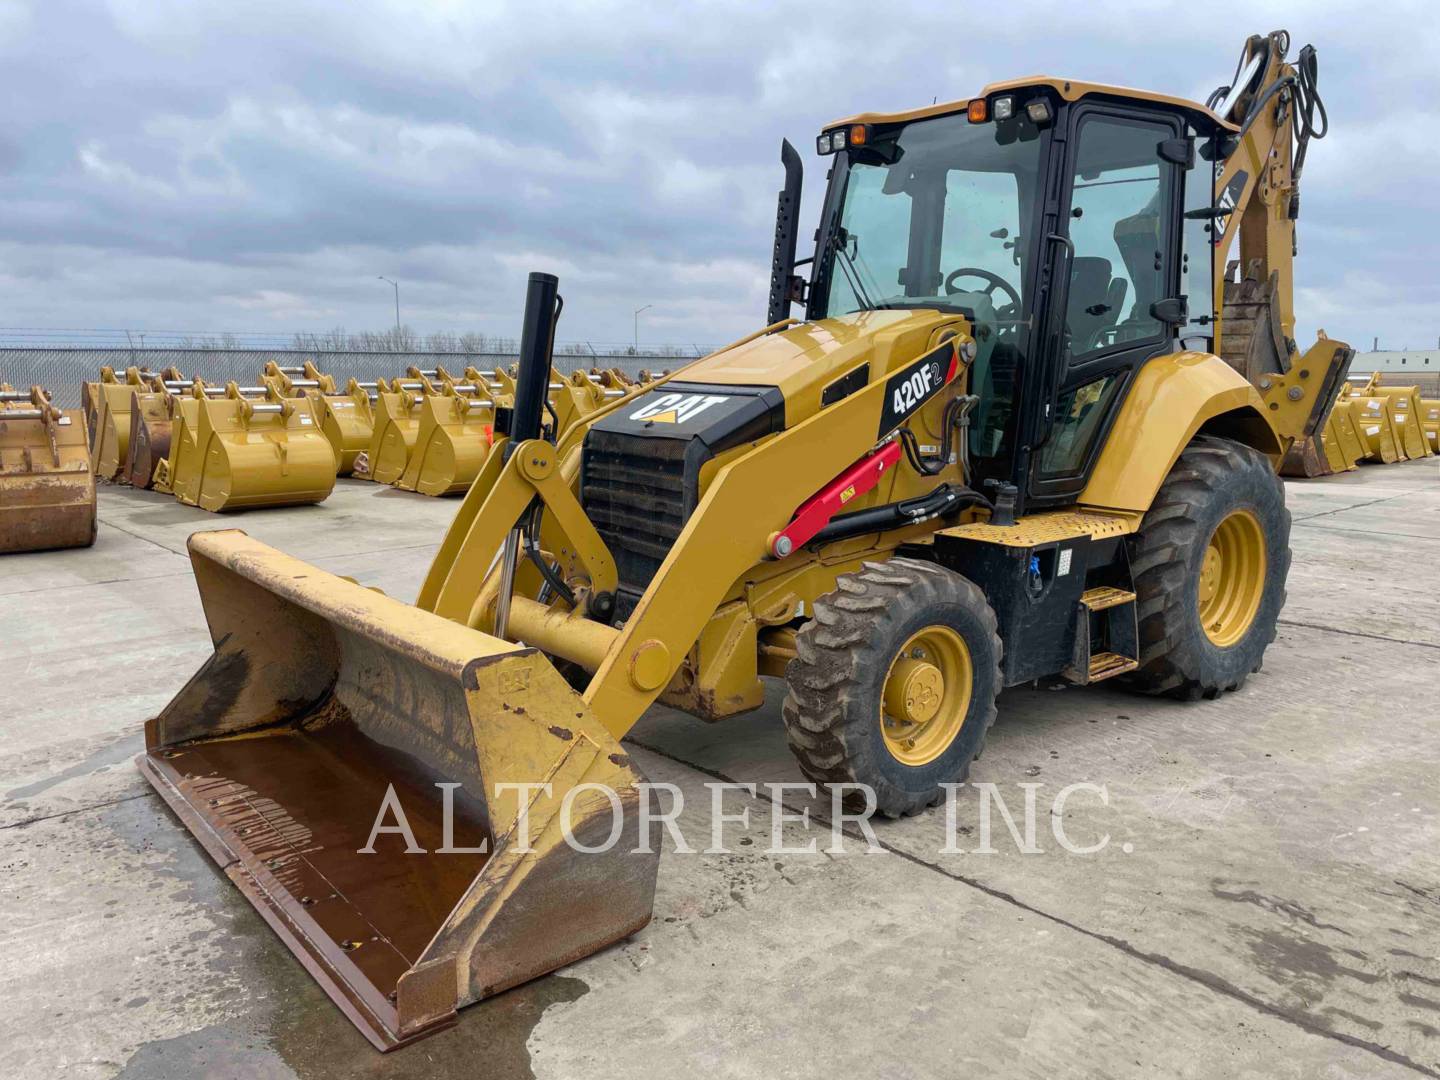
[1,384,97,553]
[140,30,1351,1049]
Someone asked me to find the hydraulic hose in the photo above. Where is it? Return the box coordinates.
[808,483,988,548]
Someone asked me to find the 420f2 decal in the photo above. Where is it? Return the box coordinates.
[876,342,959,438]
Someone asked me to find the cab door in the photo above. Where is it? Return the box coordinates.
[1028,105,1186,502]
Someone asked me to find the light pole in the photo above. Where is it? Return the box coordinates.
[633,304,652,353]
[377,276,401,338]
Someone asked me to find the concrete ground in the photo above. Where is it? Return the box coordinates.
[2,460,1439,1080]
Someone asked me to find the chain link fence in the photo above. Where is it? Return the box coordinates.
[0,348,698,408]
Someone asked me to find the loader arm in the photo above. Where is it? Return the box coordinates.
[424,320,970,740]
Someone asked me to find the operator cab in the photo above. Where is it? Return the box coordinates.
[795,79,1232,509]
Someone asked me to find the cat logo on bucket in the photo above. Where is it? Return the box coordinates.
[629,392,730,425]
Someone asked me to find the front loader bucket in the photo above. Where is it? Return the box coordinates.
[125,390,174,488]
[138,531,657,1049]
[0,390,97,553]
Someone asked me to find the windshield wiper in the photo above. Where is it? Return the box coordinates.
[831,229,890,312]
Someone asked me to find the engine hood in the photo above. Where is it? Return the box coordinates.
[671,308,969,426]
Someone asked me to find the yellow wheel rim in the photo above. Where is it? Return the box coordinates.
[1198,509,1267,647]
[880,626,972,767]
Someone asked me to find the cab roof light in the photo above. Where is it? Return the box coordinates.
[1025,99,1053,125]
[816,125,869,155]
[992,96,1015,121]
[967,99,988,123]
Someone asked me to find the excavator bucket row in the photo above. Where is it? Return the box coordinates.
[395,368,647,496]
[79,360,652,500]
[1282,370,1435,476]
[1340,374,1434,465]
[356,365,649,496]
[0,384,97,553]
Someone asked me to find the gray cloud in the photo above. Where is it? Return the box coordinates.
[1,0,1437,349]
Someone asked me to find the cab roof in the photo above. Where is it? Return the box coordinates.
[829,76,1236,134]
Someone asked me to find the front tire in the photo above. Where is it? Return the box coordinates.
[1125,436,1290,700]
[782,558,1002,818]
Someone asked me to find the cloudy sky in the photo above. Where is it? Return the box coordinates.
[2,0,1437,350]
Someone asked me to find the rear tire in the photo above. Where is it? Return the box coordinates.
[782,558,1002,818]
[1124,436,1289,700]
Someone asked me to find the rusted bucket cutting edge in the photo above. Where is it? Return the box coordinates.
[139,530,659,1050]
[138,750,447,1050]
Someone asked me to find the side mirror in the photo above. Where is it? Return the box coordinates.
[1150,296,1189,326]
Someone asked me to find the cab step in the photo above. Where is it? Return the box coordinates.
[1087,651,1139,681]
[1079,586,1136,611]
[1063,586,1140,685]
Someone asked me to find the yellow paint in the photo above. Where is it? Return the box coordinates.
[1199,509,1267,647]
[939,509,1142,546]
[829,76,1232,134]
[880,625,972,767]
[1080,352,1278,513]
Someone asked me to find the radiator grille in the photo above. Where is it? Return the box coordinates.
[582,431,689,606]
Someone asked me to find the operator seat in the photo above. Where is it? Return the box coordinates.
[1067,256,1126,353]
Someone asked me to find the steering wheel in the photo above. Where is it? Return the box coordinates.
[944,267,1021,310]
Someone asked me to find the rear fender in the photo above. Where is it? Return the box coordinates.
[1080,352,1281,514]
